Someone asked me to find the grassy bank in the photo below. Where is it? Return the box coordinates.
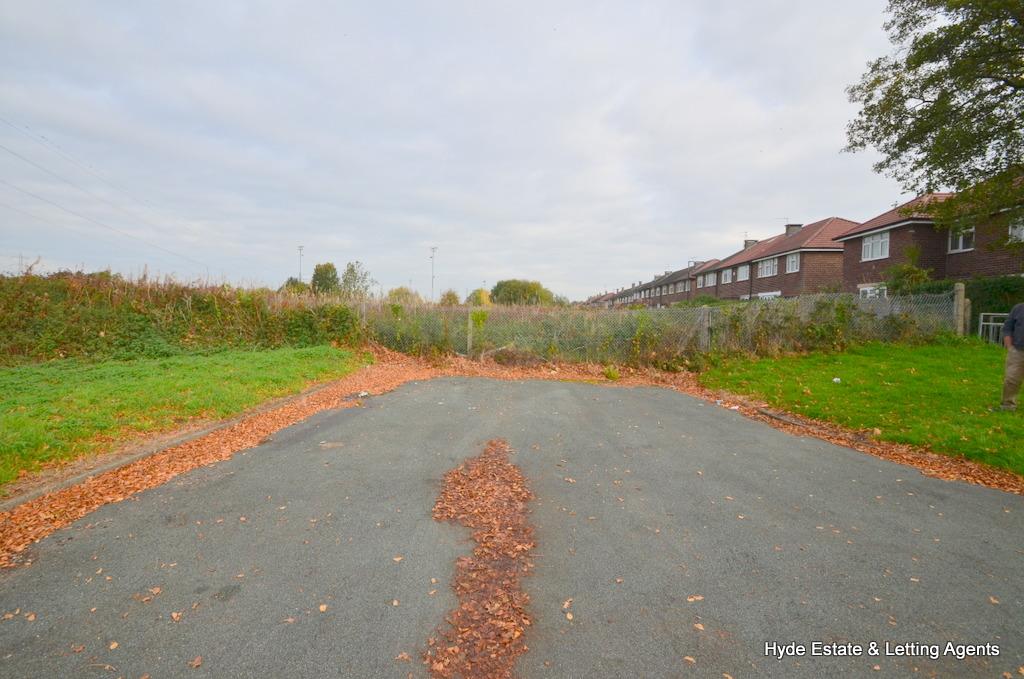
[0,346,363,488]
[701,340,1023,476]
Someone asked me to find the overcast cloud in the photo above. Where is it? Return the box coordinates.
[0,1,905,299]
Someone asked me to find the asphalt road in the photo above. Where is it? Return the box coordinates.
[1,378,1022,678]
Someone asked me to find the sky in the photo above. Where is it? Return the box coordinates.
[0,0,907,300]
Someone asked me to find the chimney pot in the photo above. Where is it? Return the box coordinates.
[744,239,758,249]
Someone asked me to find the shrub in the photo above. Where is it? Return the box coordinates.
[0,272,361,365]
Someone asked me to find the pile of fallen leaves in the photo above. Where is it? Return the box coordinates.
[424,439,534,679]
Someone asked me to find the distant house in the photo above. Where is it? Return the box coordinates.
[833,194,1024,297]
[699,217,858,299]
[609,261,718,308]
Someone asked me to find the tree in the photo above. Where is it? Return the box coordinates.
[278,276,310,294]
[883,245,933,294]
[310,262,340,294]
[465,288,492,306]
[339,261,375,300]
[438,289,461,306]
[386,286,423,305]
[490,279,556,305]
[845,0,1024,240]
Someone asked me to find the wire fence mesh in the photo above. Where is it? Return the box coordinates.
[361,292,956,365]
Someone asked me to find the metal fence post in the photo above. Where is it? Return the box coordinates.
[466,308,473,356]
[953,283,966,336]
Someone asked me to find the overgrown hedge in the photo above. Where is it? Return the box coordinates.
[0,272,361,364]
[907,274,1024,330]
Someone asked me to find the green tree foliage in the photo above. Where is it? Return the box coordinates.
[846,0,1024,240]
[279,276,310,294]
[883,245,933,294]
[438,289,461,306]
[386,286,423,305]
[340,261,375,300]
[490,279,556,305]
[310,262,340,294]
[465,288,492,306]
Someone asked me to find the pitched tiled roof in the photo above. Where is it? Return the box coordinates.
[691,259,720,275]
[708,237,784,271]
[834,193,952,240]
[752,216,859,259]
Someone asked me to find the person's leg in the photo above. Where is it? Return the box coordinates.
[1003,347,1023,410]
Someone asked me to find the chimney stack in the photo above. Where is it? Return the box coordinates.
[743,239,758,249]
[785,223,803,236]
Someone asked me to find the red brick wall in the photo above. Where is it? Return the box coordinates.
[749,256,787,297]
[840,224,948,292]
[944,220,1024,279]
[798,251,844,293]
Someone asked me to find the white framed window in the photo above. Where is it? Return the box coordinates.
[861,232,890,261]
[757,258,778,278]
[756,291,782,299]
[737,264,749,281]
[1011,216,1024,242]
[948,227,975,253]
[684,280,691,292]
[706,271,717,286]
[696,275,704,288]
[858,283,887,299]
[721,268,733,284]
[786,253,800,273]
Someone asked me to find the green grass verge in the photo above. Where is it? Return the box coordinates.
[0,346,364,488]
[700,340,1024,476]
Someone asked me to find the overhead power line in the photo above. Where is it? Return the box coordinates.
[0,179,209,270]
[0,114,159,211]
[0,140,184,243]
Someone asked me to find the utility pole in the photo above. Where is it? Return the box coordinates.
[297,245,304,282]
[429,246,438,302]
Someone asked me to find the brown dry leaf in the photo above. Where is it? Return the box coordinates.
[109,641,119,650]
[693,623,704,631]
[280,617,296,624]
[683,656,696,664]
[319,604,327,613]
[989,596,1000,605]
[170,611,183,622]
[614,578,623,584]
[149,587,161,596]
[687,595,704,602]
[71,644,85,653]
[391,599,400,607]
[723,674,734,679]
[393,556,404,563]
[188,655,203,668]
[395,652,411,662]
[25,612,35,622]
[562,599,573,610]
[565,612,573,621]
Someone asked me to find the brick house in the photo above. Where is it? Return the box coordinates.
[698,217,857,299]
[834,194,1024,296]
[610,261,718,307]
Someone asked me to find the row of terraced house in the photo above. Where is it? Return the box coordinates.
[584,194,1024,308]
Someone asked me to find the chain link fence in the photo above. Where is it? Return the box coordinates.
[361,292,957,365]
